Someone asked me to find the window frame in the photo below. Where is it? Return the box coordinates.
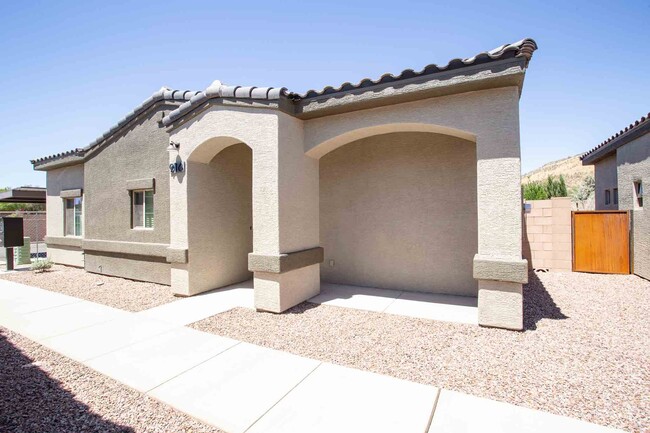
[613,188,618,206]
[132,189,154,229]
[634,181,643,209]
[64,197,83,237]
[605,189,611,205]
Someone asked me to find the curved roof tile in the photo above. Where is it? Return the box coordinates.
[163,38,537,126]
[581,112,649,161]
[32,86,200,165]
[161,80,289,126]
[297,38,537,99]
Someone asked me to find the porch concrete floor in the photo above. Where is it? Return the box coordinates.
[310,282,478,325]
[0,278,625,433]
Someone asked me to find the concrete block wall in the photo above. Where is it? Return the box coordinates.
[523,197,572,271]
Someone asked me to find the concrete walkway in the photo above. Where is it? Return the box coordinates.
[311,282,479,325]
[0,279,623,433]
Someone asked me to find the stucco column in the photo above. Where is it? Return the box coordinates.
[473,91,528,330]
[167,145,191,295]
[250,113,322,312]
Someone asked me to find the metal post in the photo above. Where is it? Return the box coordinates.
[5,248,14,271]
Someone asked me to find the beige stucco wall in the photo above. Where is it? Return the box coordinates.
[320,131,478,296]
[168,106,321,304]
[84,252,169,284]
[45,164,85,267]
[305,86,525,329]
[522,198,572,271]
[186,142,253,293]
[168,86,526,328]
[81,104,174,283]
[616,133,649,280]
[47,246,84,268]
[594,154,618,210]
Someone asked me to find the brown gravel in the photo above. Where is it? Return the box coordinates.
[0,326,223,433]
[0,265,178,312]
[191,271,650,433]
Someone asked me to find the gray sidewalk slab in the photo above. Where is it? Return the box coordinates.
[138,280,254,326]
[429,390,625,433]
[149,343,321,433]
[42,315,178,362]
[5,300,127,341]
[86,327,239,392]
[0,279,627,433]
[246,362,439,433]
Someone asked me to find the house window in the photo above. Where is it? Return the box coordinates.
[605,189,611,205]
[132,190,154,228]
[613,188,618,205]
[634,181,643,209]
[64,197,83,236]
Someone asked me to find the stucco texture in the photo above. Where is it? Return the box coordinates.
[185,142,253,293]
[81,104,175,282]
[168,107,320,306]
[594,154,618,210]
[616,133,650,280]
[320,132,478,296]
[45,164,85,267]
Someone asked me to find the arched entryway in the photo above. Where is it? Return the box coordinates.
[318,130,478,296]
[185,138,253,294]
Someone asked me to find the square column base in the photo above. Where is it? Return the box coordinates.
[254,264,320,313]
[478,279,523,330]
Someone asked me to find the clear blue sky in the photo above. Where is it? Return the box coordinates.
[1,0,648,187]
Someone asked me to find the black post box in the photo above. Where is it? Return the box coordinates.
[0,217,24,248]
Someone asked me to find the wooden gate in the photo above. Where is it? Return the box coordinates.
[572,211,630,274]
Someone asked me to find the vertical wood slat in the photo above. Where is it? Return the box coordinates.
[572,211,630,274]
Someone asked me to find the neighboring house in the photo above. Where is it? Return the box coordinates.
[32,38,538,330]
[581,113,649,280]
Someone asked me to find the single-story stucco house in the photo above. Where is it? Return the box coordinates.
[581,113,649,280]
[32,38,537,330]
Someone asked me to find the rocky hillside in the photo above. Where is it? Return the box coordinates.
[522,155,594,190]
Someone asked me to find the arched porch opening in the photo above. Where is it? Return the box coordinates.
[186,137,253,293]
[318,129,478,296]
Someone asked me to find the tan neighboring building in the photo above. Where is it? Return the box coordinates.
[581,113,649,280]
[32,38,538,330]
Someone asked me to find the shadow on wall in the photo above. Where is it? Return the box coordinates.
[523,271,568,331]
[0,331,134,433]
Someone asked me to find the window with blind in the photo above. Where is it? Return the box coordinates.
[133,190,154,229]
[64,197,83,236]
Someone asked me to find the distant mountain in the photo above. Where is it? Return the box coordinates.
[522,155,594,190]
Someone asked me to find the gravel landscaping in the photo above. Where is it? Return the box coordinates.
[192,271,650,433]
[0,265,178,312]
[0,326,223,433]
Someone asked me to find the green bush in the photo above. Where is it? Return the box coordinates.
[30,259,53,273]
[522,175,568,201]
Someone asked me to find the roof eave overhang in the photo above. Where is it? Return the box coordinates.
[163,57,528,128]
[294,57,528,120]
[0,189,46,204]
[32,154,85,171]
[582,121,650,165]
[31,99,185,170]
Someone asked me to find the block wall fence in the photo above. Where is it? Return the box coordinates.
[522,197,572,271]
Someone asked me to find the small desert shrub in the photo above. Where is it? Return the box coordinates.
[31,259,53,273]
[523,175,568,200]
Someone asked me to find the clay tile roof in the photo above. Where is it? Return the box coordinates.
[162,81,289,126]
[297,38,537,99]
[31,87,200,166]
[163,38,537,127]
[581,112,650,163]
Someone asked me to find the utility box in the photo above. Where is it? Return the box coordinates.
[0,217,24,248]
